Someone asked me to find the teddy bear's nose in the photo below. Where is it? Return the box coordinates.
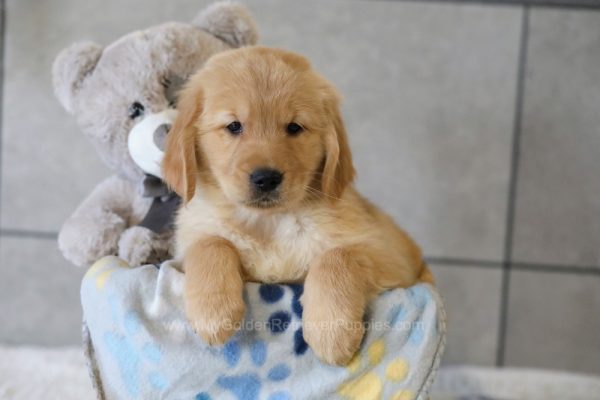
[153,124,171,150]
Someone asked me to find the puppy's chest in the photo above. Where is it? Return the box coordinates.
[225,214,329,283]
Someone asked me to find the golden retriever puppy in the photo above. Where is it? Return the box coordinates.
[163,46,433,365]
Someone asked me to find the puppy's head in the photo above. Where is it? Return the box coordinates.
[163,47,355,210]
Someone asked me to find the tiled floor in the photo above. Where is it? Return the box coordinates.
[0,0,599,375]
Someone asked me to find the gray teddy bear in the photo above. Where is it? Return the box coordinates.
[53,2,258,267]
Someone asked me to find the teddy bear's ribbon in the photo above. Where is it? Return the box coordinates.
[138,174,181,233]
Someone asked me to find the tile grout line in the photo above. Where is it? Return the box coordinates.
[512,262,600,276]
[0,228,58,240]
[429,257,600,276]
[0,0,5,255]
[381,0,600,11]
[425,256,502,269]
[1,226,599,275]
[3,222,599,278]
[496,5,530,368]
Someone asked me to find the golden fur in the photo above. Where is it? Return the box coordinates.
[163,46,432,365]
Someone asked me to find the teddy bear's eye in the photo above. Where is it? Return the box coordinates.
[226,121,243,135]
[128,102,145,119]
[286,122,303,136]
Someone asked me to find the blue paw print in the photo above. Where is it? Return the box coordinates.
[104,308,169,397]
[195,338,292,400]
[407,285,430,345]
[386,285,430,347]
[259,284,308,356]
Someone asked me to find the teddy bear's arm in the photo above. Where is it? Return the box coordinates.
[58,175,139,267]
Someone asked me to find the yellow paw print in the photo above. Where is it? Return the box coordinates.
[85,256,130,290]
[338,339,413,400]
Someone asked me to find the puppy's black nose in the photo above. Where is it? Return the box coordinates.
[250,168,283,192]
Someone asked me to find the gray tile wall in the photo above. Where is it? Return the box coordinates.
[1,0,598,375]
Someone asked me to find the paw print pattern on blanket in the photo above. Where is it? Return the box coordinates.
[85,256,129,290]
[388,285,431,346]
[104,308,169,397]
[338,339,413,400]
[337,286,431,400]
[85,257,169,397]
[260,284,308,356]
[83,257,443,400]
[195,338,292,400]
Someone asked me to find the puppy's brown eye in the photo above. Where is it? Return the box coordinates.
[286,122,303,136]
[226,121,243,135]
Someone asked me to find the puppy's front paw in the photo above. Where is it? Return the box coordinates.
[185,290,245,345]
[183,236,245,345]
[302,305,365,366]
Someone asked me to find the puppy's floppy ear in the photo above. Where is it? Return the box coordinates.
[321,86,355,200]
[162,82,203,202]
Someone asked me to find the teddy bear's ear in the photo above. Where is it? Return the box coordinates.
[193,1,259,48]
[52,41,103,113]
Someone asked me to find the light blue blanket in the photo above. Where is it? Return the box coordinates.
[81,256,446,400]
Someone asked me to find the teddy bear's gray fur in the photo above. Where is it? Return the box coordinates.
[54,2,258,267]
